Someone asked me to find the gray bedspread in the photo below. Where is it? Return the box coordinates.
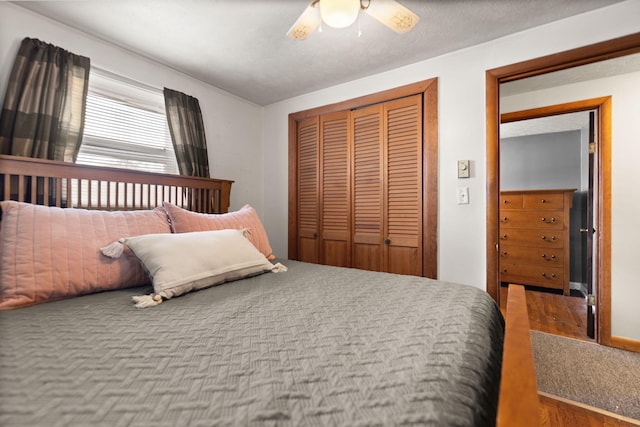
[0,260,504,427]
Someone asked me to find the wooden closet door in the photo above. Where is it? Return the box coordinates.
[289,79,437,276]
[296,117,320,263]
[384,95,423,275]
[320,111,351,267]
[352,104,384,271]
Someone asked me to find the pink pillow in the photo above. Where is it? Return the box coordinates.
[0,201,172,309]
[163,202,275,260]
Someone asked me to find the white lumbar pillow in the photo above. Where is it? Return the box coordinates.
[102,229,286,307]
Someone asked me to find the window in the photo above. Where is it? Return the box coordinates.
[77,68,178,174]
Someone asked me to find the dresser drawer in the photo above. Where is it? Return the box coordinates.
[499,229,564,248]
[524,193,565,210]
[499,210,564,229]
[501,194,523,209]
[500,264,564,290]
[500,245,564,266]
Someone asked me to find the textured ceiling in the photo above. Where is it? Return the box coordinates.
[14,0,626,105]
[501,53,640,97]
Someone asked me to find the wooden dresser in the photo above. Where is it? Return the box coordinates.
[499,189,575,295]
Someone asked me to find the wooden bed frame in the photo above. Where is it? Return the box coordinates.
[0,154,233,214]
[0,154,538,426]
[498,284,540,426]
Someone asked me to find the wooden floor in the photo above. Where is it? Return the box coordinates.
[499,285,640,426]
[540,393,640,427]
[499,284,592,341]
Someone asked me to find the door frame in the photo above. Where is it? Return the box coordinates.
[486,32,640,350]
[500,98,610,343]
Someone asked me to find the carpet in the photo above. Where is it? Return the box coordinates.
[531,330,640,420]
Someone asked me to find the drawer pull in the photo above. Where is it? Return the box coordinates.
[541,272,557,279]
[501,234,508,240]
[540,235,557,241]
[502,268,508,273]
[501,216,508,222]
[540,199,546,203]
[502,251,507,256]
[540,217,557,223]
[503,199,508,204]
[541,254,557,260]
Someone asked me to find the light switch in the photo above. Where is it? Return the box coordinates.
[458,160,470,178]
[457,187,469,205]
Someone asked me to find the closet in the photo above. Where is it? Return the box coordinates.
[289,80,437,278]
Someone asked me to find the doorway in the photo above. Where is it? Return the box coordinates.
[484,33,640,350]
[498,102,603,342]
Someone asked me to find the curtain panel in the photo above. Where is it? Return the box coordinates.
[0,37,90,162]
[163,88,210,178]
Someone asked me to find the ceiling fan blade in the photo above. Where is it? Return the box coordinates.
[287,3,321,40]
[364,0,419,34]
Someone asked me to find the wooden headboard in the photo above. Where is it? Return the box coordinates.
[0,154,233,214]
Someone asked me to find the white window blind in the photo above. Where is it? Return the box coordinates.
[77,68,178,174]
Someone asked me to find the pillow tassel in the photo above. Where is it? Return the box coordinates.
[100,239,125,259]
[271,262,287,273]
[132,293,163,308]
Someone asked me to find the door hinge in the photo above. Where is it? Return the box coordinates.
[589,142,596,154]
[587,294,596,307]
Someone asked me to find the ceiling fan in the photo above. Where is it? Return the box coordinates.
[287,0,419,40]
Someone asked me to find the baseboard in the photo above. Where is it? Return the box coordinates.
[610,336,640,353]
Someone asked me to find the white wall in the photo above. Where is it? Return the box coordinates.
[0,2,265,214]
[262,1,640,340]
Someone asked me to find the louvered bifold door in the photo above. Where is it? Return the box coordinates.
[352,104,384,272]
[320,111,351,267]
[384,95,423,275]
[297,117,320,263]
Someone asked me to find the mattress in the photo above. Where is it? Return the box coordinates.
[0,260,504,427]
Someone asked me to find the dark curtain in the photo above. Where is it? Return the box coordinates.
[0,37,90,162]
[163,88,210,178]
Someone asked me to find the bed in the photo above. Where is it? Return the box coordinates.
[0,154,539,427]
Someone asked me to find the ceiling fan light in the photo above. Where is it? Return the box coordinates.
[287,4,321,40]
[320,0,361,29]
[365,0,419,34]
